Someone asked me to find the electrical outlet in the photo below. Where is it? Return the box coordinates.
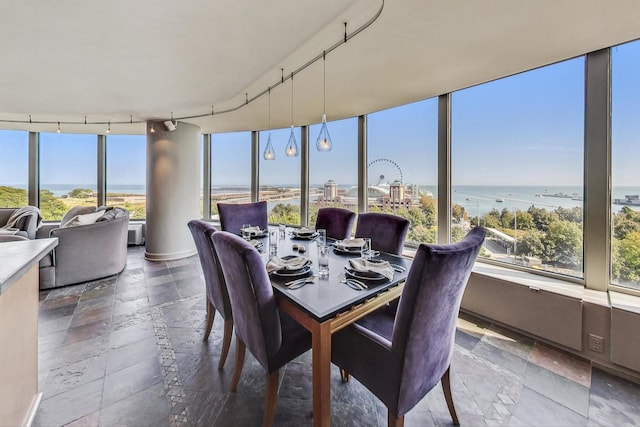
[588,334,604,353]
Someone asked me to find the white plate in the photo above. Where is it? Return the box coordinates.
[292,232,318,240]
[272,264,313,277]
[333,245,362,254]
[344,267,387,281]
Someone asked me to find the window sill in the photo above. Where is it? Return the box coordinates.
[471,262,607,305]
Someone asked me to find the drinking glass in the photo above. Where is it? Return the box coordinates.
[279,224,286,240]
[269,229,278,255]
[318,245,330,276]
[362,238,372,260]
[241,224,251,240]
[317,228,326,246]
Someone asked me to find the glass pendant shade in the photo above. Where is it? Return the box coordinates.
[264,133,276,160]
[315,114,332,152]
[285,126,299,157]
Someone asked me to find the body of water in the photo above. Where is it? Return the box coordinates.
[23,183,640,216]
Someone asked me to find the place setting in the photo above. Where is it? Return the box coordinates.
[241,224,267,240]
[343,257,395,286]
[333,237,367,255]
[267,255,315,290]
[289,226,319,240]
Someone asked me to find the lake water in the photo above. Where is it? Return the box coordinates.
[30,183,640,216]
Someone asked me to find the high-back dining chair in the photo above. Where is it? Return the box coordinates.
[187,220,233,370]
[315,207,356,240]
[211,231,312,427]
[217,201,268,235]
[355,212,410,255]
[332,227,485,427]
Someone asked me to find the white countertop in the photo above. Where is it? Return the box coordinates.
[0,238,58,295]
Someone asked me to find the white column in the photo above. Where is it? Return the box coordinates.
[145,120,200,261]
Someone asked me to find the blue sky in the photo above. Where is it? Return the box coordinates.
[1,40,639,188]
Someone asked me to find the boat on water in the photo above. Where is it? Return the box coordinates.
[613,195,640,206]
[496,198,504,202]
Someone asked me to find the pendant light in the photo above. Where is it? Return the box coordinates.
[263,88,275,160]
[315,51,332,152]
[285,72,299,157]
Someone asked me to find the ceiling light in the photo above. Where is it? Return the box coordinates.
[285,72,299,157]
[264,88,275,160]
[106,122,111,134]
[56,121,61,133]
[150,122,155,133]
[316,51,332,152]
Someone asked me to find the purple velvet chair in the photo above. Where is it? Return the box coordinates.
[187,220,233,370]
[315,207,356,240]
[332,227,485,427]
[211,231,312,427]
[217,201,268,235]
[355,212,410,255]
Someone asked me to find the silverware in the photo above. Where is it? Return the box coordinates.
[285,276,315,289]
[339,275,367,290]
[389,263,406,272]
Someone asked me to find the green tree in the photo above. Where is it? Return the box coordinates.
[68,188,95,198]
[0,186,28,207]
[268,203,300,225]
[39,190,67,221]
[528,206,555,232]
[516,229,545,258]
[616,231,640,282]
[544,220,582,267]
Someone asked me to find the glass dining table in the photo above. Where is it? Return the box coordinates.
[257,226,412,427]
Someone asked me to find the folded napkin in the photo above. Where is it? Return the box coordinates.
[243,226,263,235]
[249,239,263,248]
[348,258,394,281]
[292,227,316,236]
[266,256,310,273]
[335,238,366,251]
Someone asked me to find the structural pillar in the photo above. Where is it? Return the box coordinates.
[145,120,200,261]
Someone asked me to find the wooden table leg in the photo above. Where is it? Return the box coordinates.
[312,320,332,427]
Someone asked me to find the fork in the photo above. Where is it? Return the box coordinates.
[286,276,315,289]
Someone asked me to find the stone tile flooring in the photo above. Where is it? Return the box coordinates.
[33,246,640,426]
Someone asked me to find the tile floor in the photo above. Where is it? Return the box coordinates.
[33,246,640,426]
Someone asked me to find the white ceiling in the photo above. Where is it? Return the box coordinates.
[1,0,639,135]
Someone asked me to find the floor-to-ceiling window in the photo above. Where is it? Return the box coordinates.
[210,131,252,219]
[308,117,358,228]
[106,134,146,219]
[40,133,97,221]
[367,99,438,244]
[259,127,301,225]
[612,39,640,291]
[0,130,29,207]
[452,57,585,279]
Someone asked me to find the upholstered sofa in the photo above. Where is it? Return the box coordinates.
[0,206,42,239]
[36,206,129,290]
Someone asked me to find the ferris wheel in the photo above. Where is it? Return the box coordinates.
[367,158,403,187]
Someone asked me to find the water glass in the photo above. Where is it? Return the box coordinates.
[317,228,326,246]
[269,230,278,255]
[318,245,330,276]
[241,224,251,240]
[362,238,372,260]
[279,224,286,239]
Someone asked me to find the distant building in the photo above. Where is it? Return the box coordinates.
[324,180,338,202]
[382,180,412,209]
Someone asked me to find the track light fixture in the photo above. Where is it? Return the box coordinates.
[56,121,61,133]
[2,4,383,133]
